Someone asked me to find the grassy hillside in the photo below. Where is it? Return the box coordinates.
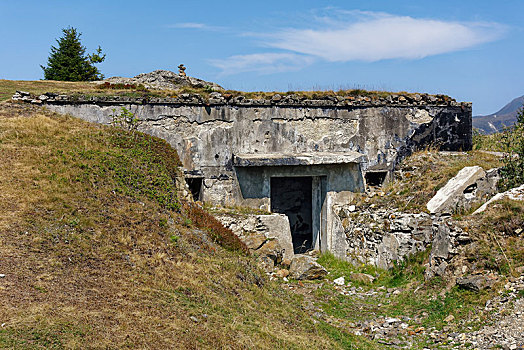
[0,102,374,349]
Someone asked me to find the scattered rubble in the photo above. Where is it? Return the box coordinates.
[287,272,524,349]
[449,274,524,349]
[12,89,468,109]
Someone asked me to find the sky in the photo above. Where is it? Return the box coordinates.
[1,0,523,115]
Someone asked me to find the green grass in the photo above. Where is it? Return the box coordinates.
[318,250,429,288]
[0,323,87,350]
[316,322,380,350]
[314,250,493,338]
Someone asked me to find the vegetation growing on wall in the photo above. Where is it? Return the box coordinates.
[499,106,524,190]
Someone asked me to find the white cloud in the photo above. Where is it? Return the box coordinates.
[166,22,223,31]
[267,14,505,62]
[209,10,505,75]
[209,53,315,76]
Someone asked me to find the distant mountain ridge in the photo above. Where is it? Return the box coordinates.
[473,95,524,134]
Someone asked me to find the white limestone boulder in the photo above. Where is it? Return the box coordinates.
[427,166,487,214]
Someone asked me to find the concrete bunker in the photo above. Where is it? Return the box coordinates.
[233,152,365,255]
[32,90,473,262]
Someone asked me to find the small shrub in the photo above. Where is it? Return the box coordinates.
[183,202,248,254]
[499,106,524,190]
[472,129,505,152]
[98,82,147,91]
[111,107,141,132]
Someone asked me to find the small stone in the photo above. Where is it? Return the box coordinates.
[333,277,345,286]
[349,273,375,284]
[444,314,455,323]
[0,274,4,278]
[281,258,292,268]
[385,317,400,324]
[348,205,356,212]
[457,274,495,292]
[275,269,289,278]
[271,94,282,102]
[190,316,199,323]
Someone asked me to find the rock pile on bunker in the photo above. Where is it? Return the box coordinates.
[103,69,223,91]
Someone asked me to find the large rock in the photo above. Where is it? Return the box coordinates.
[473,184,524,214]
[457,274,497,292]
[215,213,294,271]
[425,218,470,280]
[289,255,327,280]
[256,215,294,261]
[104,70,223,91]
[427,166,498,214]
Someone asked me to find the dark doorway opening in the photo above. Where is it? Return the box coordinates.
[365,171,388,187]
[270,177,313,254]
[185,177,203,201]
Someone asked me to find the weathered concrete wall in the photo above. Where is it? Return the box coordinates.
[43,102,471,171]
[39,95,471,206]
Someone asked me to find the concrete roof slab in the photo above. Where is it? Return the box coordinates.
[233,151,365,167]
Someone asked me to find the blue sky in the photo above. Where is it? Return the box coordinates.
[1,0,523,115]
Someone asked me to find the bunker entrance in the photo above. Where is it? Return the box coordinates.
[270,177,313,254]
[185,177,203,201]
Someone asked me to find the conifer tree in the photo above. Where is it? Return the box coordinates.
[41,27,106,81]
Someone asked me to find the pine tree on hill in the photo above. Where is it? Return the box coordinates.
[41,27,106,81]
